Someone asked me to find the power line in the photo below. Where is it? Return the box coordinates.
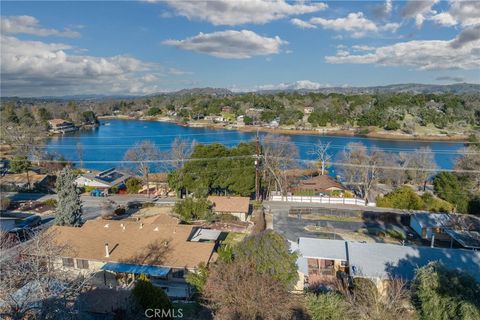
[27,154,480,174]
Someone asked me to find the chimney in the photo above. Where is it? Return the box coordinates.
[120,223,125,231]
[105,243,110,257]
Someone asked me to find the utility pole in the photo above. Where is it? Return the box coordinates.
[255,130,261,202]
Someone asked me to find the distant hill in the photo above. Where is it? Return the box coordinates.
[256,83,480,95]
[1,83,478,102]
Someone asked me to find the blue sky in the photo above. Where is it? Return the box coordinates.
[1,1,479,96]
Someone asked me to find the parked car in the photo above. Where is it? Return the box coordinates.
[90,189,105,197]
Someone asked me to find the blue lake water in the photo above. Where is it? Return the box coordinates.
[46,119,466,172]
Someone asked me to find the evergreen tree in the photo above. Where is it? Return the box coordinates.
[54,167,83,226]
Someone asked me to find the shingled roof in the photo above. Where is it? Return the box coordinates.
[207,196,250,214]
[46,219,216,269]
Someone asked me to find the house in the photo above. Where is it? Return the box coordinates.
[0,171,52,191]
[75,168,130,192]
[409,213,454,241]
[294,175,347,196]
[48,119,77,134]
[46,218,220,299]
[410,213,480,249]
[293,237,480,292]
[221,106,232,113]
[304,107,314,114]
[207,196,250,221]
[137,173,174,197]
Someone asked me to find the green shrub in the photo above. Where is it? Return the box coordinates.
[125,177,142,194]
[84,186,96,193]
[216,213,239,222]
[305,292,351,320]
[376,186,423,210]
[110,186,119,194]
[145,107,161,116]
[421,192,453,213]
[384,120,400,131]
[131,276,172,315]
[412,262,480,320]
[173,197,213,222]
[41,198,58,207]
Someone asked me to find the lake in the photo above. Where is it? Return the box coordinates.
[46,119,466,172]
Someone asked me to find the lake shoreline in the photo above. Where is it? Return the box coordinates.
[98,115,469,143]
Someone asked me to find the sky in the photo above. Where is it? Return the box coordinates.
[1,0,479,96]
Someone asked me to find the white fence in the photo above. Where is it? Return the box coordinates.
[270,195,372,206]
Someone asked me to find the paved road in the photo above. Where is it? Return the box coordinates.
[267,201,412,242]
[3,192,176,227]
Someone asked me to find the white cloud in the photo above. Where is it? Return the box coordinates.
[292,12,399,38]
[0,15,80,38]
[431,0,480,27]
[431,12,458,26]
[256,80,330,91]
[290,18,316,29]
[161,0,327,25]
[325,37,480,70]
[0,35,187,96]
[162,30,287,59]
[400,0,438,27]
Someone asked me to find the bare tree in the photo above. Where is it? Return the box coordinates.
[407,147,437,191]
[337,142,385,202]
[308,140,332,175]
[203,259,294,320]
[261,134,299,197]
[455,146,480,193]
[343,278,414,320]
[76,142,84,169]
[381,152,409,187]
[168,138,196,171]
[124,140,160,197]
[0,230,90,319]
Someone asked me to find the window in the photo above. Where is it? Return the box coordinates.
[76,259,89,269]
[62,258,74,268]
[171,269,185,279]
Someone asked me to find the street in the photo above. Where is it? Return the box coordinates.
[2,192,176,227]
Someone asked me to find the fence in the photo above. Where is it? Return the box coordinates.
[270,195,371,207]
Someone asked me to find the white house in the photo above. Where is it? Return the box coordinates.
[75,168,130,191]
[292,237,480,292]
[409,213,451,240]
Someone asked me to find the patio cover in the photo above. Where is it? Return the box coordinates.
[101,263,171,277]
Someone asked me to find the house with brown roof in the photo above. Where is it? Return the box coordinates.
[46,218,220,299]
[207,196,250,221]
[48,118,77,133]
[293,175,347,196]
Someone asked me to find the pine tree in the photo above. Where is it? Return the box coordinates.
[54,167,83,226]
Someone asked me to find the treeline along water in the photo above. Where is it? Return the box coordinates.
[46,119,466,172]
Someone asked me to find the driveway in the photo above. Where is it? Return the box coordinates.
[268,202,413,242]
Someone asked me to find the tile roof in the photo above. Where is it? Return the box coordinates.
[46,219,216,269]
[208,196,250,214]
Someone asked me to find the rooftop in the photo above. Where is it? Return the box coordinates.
[296,238,480,282]
[297,175,345,191]
[208,196,250,214]
[46,219,216,269]
[412,213,451,228]
[445,229,480,249]
[81,168,129,187]
[48,118,71,126]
